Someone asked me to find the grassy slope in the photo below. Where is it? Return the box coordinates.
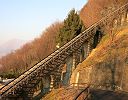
[43,87,78,100]
[76,26,128,72]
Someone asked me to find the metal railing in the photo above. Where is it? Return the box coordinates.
[43,83,89,100]
[74,85,90,100]
[73,83,128,100]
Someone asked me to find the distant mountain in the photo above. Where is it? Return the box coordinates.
[0,39,26,57]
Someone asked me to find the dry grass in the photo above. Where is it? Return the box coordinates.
[76,26,128,71]
[0,84,4,89]
[43,87,78,100]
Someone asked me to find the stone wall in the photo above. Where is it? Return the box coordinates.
[70,63,92,84]
[70,28,128,91]
[70,56,128,91]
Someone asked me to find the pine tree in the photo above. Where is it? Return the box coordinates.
[56,9,85,47]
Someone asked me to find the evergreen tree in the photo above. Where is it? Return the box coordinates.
[56,9,85,47]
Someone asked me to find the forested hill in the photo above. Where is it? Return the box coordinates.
[80,0,127,27]
[0,22,63,78]
[0,9,84,78]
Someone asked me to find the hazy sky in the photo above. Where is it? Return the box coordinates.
[0,0,87,45]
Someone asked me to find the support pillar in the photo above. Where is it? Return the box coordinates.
[33,77,50,99]
[98,32,102,43]
[113,19,118,28]
[80,46,85,63]
[42,77,51,94]
[72,48,82,72]
[50,75,54,91]
[87,38,94,56]
[83,42,88,60]
[72,54,76,71]
[62,56,73,86]
[126,12,128,22]
[62,48,83,86]
[73,49,81,68]
[75,72,80,86]
[117,16,121,26]
[121,14,125,26]
[87,41,91,57]
[124,12,127,24]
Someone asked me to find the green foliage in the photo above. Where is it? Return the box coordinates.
[56,9,85,46]
[0,71,18,79]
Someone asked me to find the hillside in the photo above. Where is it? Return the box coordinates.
[0,22,63,78]
[80,0,128,27]
[70,25,128,92]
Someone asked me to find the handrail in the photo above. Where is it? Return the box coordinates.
[73,83,115,100]
[1,2,128,97]
[44,83,128,100]
[73,82,128,100]
[74,83,128,100]
[74,85,90,100]
[64,83,89,100]
[43,83,88,100]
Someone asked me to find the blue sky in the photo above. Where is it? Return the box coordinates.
[0,0,87,44]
